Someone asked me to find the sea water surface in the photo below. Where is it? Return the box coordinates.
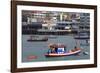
[22,35,90,62]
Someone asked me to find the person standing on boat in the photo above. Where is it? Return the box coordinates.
[74,46,77,49]
[64,46,66,53]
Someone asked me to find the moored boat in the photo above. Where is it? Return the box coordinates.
[74,36,89,39]
[27,36,48,42]
[27,39,48,41]
[74,32,90,39]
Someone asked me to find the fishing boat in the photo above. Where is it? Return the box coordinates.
[45,44,81,57]
[27,36,48,42]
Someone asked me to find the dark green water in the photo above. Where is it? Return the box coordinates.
[22,35,90,62]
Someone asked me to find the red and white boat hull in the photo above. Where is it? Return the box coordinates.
[45,50,81,57]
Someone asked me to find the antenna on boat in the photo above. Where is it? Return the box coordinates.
[75,39,80,48]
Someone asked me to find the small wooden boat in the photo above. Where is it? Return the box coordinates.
[45,44,81,57]
[45,49,81,57]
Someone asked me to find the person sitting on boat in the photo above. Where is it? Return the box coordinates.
[70,46,78,52]
[48,44,57,53]
[51,47,56,53]
[74,46,77,50]
[74,46,80,51]
[47,49,51,54]
[55,47,58,53]
[62,46,66,53]
[48,43,66,54]
[71,49,75,52]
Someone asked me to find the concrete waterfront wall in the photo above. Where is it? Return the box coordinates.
[22,29,78,35]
